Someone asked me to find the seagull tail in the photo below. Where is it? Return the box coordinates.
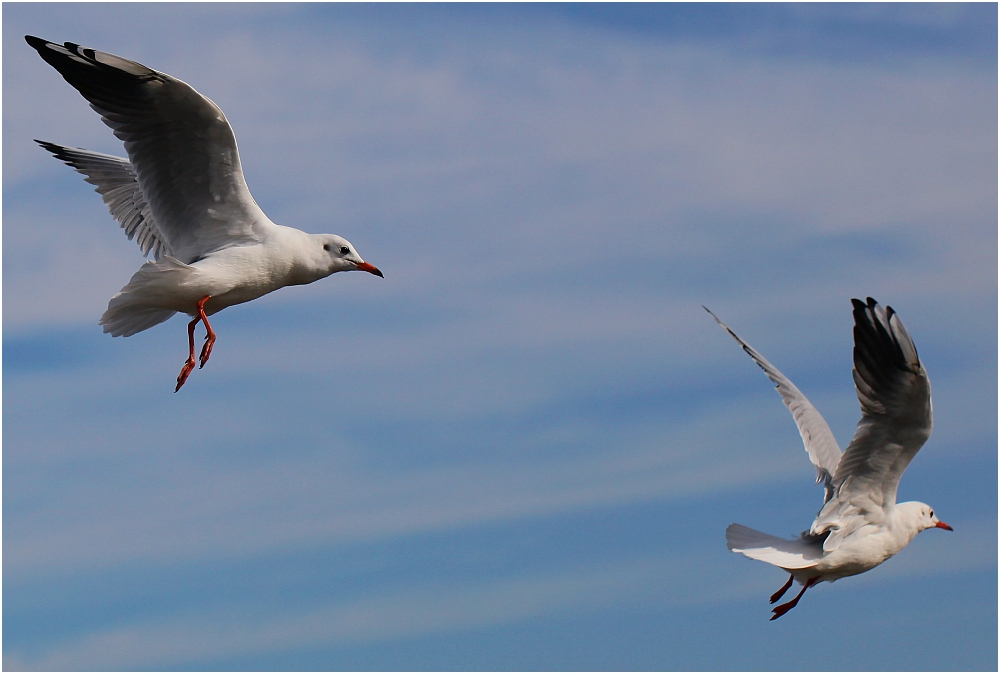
[726,523,823,570]
[99,258,195,337]
[100,303,176,338]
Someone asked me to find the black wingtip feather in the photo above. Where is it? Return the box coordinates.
[851,297,912,384]
[26,36,168,124]
[34,140,70,162]
[24,35,49,50]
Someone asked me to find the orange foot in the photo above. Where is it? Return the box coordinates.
[770,577,816,621]
[199,333,216,368]
[176,355,197,392]
[770,574,794,604]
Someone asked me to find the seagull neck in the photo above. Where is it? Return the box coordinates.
[268,225,335,285]
[888,503,924,545]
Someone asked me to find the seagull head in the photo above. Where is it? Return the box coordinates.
[319,235,383,278]
[908,502,953,533]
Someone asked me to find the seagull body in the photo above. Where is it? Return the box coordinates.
[27,36,382,390]
[707,298,951,620]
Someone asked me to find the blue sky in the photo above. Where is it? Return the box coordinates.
[3,3,997,670]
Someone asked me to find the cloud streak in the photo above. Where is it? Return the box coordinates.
[7,516,993,671]
[4,392,799,579]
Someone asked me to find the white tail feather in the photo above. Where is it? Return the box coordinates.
[99,257,195,336]
[726,523,824,570]
[100,304,176,337]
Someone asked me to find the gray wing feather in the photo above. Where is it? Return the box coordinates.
[36,141,170,260]
[705,307,843,500]
[832,298,932,508]
[809,298,931,550]
[26,36,266,264]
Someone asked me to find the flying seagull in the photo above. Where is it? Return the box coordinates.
[706,298,951,620]
[26,36,383,391]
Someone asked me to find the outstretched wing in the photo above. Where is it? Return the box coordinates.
[811,298,932,549]
[26,36,266,263]
[834,299,932,505]
[36,141,170,260]
[706,307,842,500]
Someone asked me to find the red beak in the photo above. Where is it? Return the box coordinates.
[935,521,953,531]
[355,261,383,278]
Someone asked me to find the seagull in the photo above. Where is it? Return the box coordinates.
[706,298,951,620]
[26,36,383,391]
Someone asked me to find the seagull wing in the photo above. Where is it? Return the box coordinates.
[706,307,843,500]
[835,298,932,506]
[811,298,932,549]
[36,141,170,260]
[27,36,267,263]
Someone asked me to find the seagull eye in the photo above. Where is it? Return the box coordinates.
[930,510,934,517]
[340,246,350,254]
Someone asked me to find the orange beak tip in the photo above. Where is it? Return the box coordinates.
[935,521,954,531]
[355,261,383,278]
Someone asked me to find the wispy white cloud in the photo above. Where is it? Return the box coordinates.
[2,552,718,670]
[4,9,994,333]
[7,516,993,671]
[4,393,802,579]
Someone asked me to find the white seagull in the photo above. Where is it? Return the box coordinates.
[27,36,383,391]
[707,298,951,620]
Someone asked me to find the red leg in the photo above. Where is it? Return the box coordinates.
[770,574,794,604]
[196,295,216,368]
[175,315,200,392]
[770,577,817,621]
